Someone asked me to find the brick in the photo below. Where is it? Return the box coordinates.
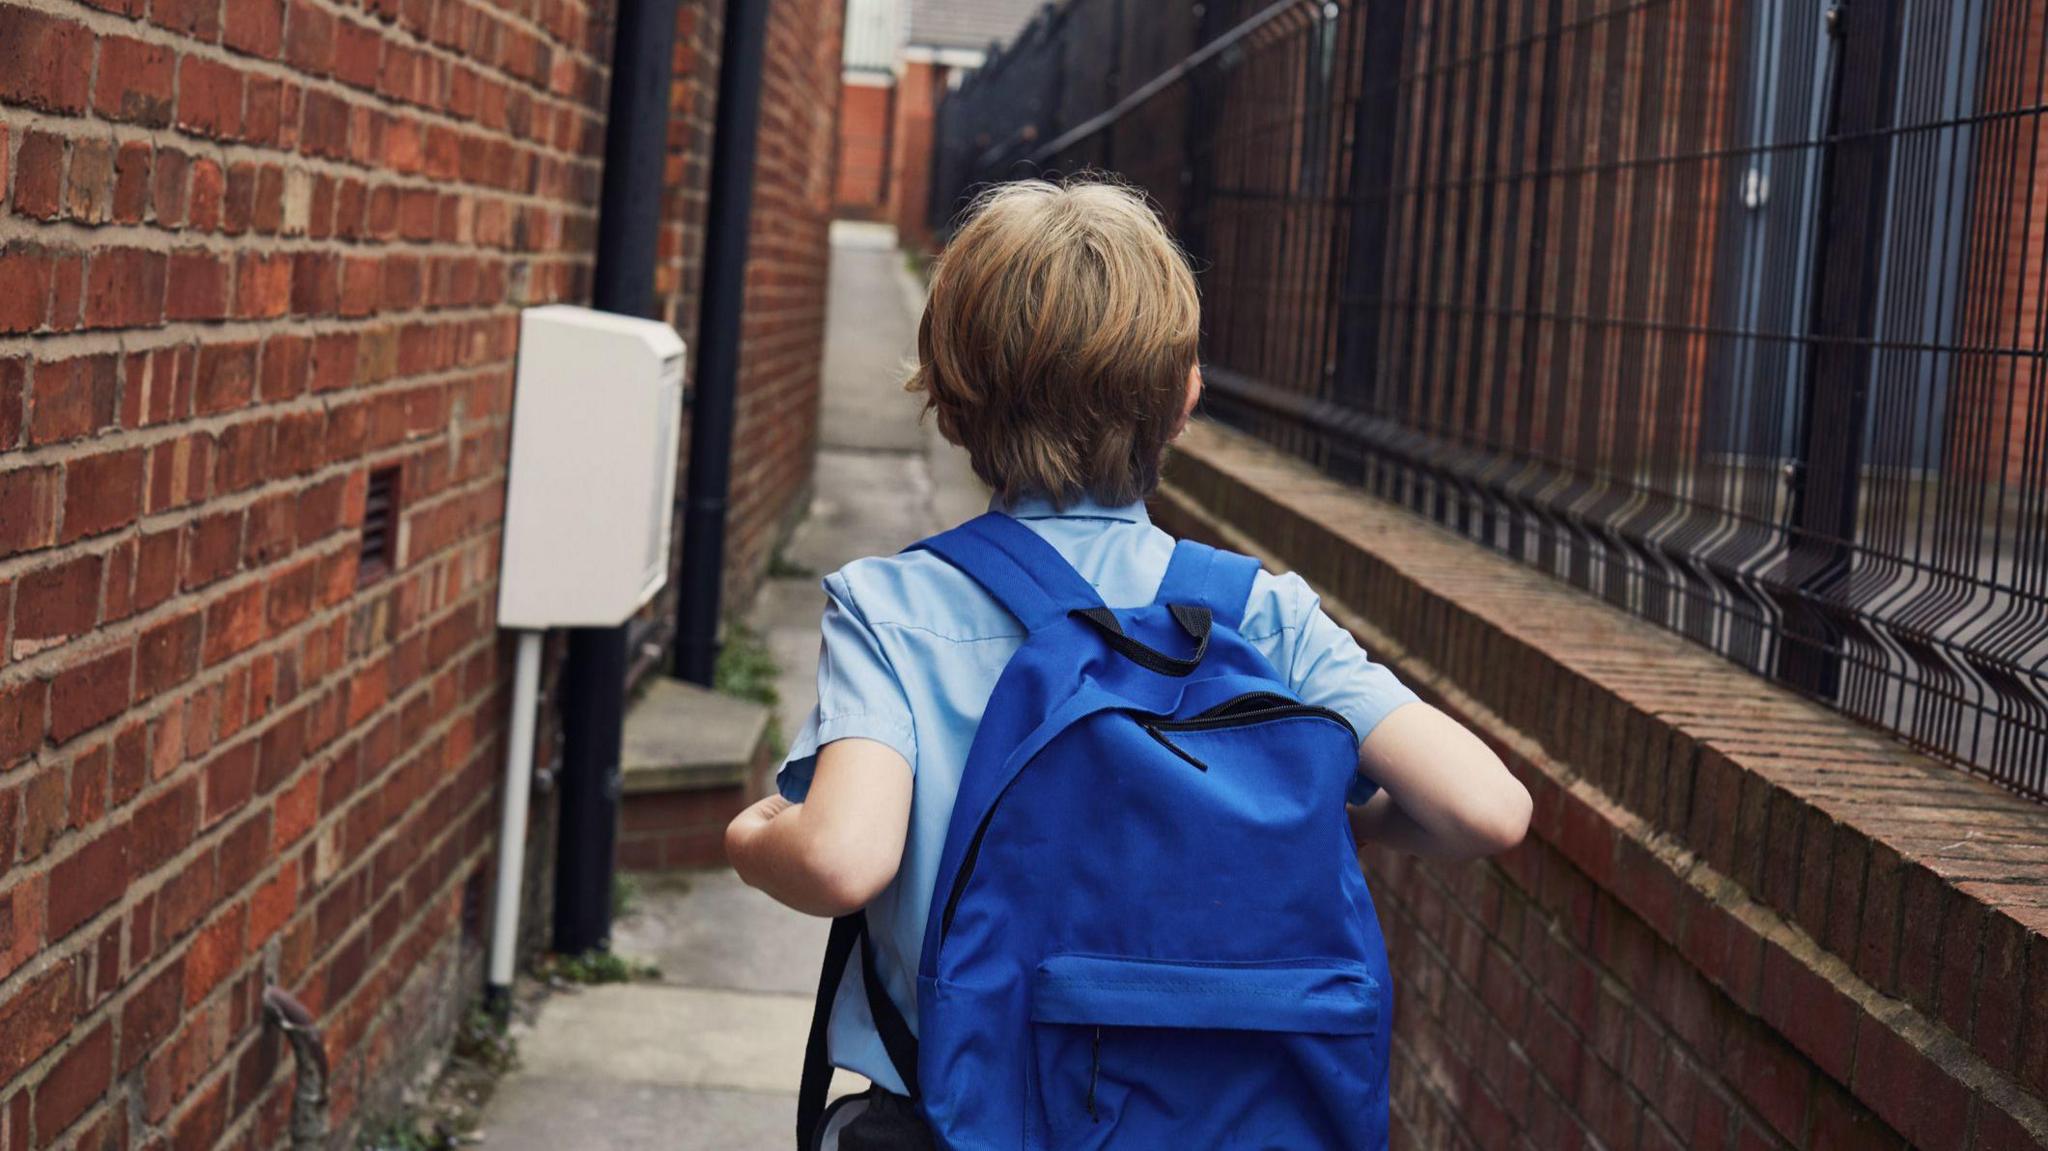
[0,959,80,1082]
[223,0,285,57]
[95,36,177,126]
[69,743,109,827]
[14,553,103,652]
[184,510,244,589]
[203,584,267,666]
[49,647,133,744]
[190,158,226,231]
[233,252,294,318]
[33,1023,111,1145]
[48,824,130,941]
[203,741,257,825]
[46,249,84,334]
[0,8,93,114]
[0,681,48,767]
[0,245,57,333]
[13,130,64,220]
[0,467,60,558]
[28,353,120,446]
[119,958,183,1072]
[155,0,222,36]
[113,141,153,224]
[285,1,335,74]
[333,18,383,89]
[0,359,22,449]
[196,341,259,414]
[214,421,272,493]
[249,858,298,944]
[137,612,204,699]
[84,248,168,330]
[177,55,245,140]
[133,781,198,873]
[166,250,232,321]
[61,448,147,542]
[184,902,247,1006]
[65,137,117,225]
[154,149,193,227]
[136,530,181,612]
[253,77,294,150]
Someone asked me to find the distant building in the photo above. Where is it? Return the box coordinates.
[838,0,1042,246]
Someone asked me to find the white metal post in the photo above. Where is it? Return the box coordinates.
[488,629,545,1006]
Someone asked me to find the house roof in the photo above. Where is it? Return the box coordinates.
[906,0,1043,52]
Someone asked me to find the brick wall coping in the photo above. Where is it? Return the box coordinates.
[1155,421,2048,1148]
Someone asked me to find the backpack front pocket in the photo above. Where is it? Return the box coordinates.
[1027,955,1383,1151]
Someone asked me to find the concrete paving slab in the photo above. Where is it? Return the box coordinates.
[513,982,812,1094]
[480,1076,793,1151]
[612,871,825,996]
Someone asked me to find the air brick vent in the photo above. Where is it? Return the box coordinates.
[358,466,401,586]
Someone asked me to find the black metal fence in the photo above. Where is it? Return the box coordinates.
[934,0,2048,796]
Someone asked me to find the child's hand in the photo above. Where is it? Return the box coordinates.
[724,786,794,851]
[726,738,912,917]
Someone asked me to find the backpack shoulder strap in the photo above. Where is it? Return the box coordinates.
[797,910,917,1149]
[1153,537,1262,631]
[910,512,1105,631]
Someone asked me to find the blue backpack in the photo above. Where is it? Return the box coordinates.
[798,513,1393,1150]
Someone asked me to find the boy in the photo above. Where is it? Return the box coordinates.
[728,179,1531,1146]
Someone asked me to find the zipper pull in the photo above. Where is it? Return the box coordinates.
[1086,1027,1102,1122]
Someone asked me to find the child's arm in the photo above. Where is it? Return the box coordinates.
[1349,701,1529,859]
[727,737,913,917]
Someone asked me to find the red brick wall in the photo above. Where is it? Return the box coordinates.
[0,0,839,1146]
[835,76,892,218]
[888,57,941,251]
[0,0,610,1143]
[716,0,839,608]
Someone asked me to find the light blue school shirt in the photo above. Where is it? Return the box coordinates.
[775,492,1419,1095]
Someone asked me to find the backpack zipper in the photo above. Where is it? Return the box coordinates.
[1149,700,1355,736]
[1086,1026,1102,1122]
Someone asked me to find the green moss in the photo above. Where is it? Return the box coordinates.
[539,950,661,985]
[713,622,779,710]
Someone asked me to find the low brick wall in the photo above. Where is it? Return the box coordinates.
[1154,422,2048,1151]
[618,785,747,872]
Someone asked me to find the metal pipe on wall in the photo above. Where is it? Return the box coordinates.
[674,0,771,686]
[554,0,683,958]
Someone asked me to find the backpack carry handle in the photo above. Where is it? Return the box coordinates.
[1073,604,1212,677]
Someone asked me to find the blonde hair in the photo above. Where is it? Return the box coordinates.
[909,178,1201,508]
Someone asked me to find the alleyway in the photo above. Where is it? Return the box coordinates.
[479,223,980,1150]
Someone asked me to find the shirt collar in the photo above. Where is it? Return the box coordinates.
[991,490,1151,524]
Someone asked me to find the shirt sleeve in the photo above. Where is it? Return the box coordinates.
[1268,573,1419,806]
[775,571,918,803]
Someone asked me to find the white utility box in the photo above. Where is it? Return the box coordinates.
[498,306,685,629]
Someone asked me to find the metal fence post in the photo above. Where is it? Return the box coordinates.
[1776,1,1902,698]
[1329,0,1408,481]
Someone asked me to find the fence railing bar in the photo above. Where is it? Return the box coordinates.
[1028,0,1320,166]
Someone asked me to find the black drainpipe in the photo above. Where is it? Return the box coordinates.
[554,0,682,957]
[673,0,770,685]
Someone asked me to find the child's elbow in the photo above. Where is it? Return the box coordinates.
[1463,779,1532,856]
[802,836,900,918]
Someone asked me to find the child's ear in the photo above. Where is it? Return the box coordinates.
[1172,364,1202,438]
